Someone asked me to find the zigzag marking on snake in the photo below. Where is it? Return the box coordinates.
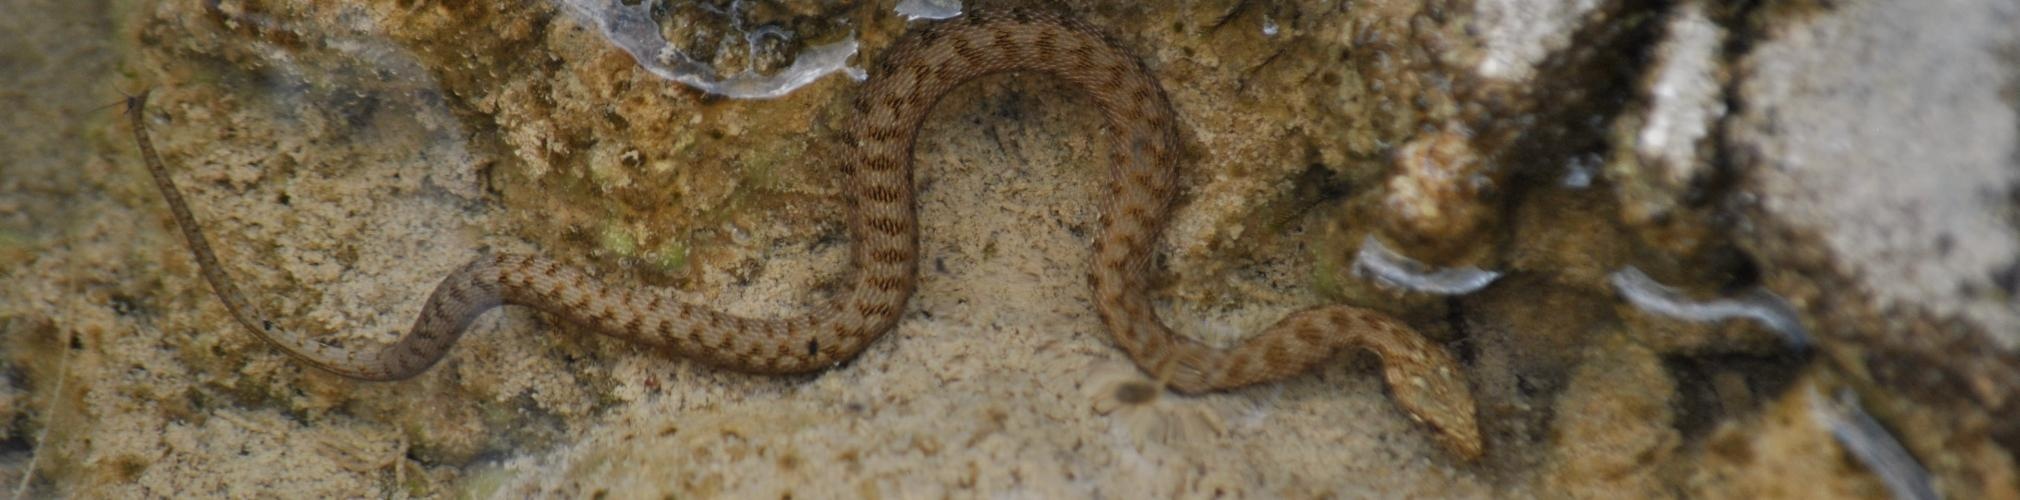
[131,7,1482,459]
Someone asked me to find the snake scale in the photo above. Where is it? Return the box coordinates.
[132,6,1481,459]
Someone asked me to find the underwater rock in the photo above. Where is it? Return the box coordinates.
[1607,0,1728,253]
[1714,1,2020,496]
[1381,128,1496,248]
[1728,0,2020,428]
[1470,0,1604,83]
[1732,0,2020,346]
[557,0,863,99]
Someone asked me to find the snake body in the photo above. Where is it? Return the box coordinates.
[133,7,1481,459]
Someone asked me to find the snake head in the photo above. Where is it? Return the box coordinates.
[1384,360,1484,461]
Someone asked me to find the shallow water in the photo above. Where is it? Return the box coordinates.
[3,0,2013,498]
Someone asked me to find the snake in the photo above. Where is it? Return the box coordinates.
[131,6,1482,459]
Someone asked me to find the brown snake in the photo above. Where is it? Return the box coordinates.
[132,7,1481,459]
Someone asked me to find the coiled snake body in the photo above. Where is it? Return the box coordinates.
[133,7,1482,459]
